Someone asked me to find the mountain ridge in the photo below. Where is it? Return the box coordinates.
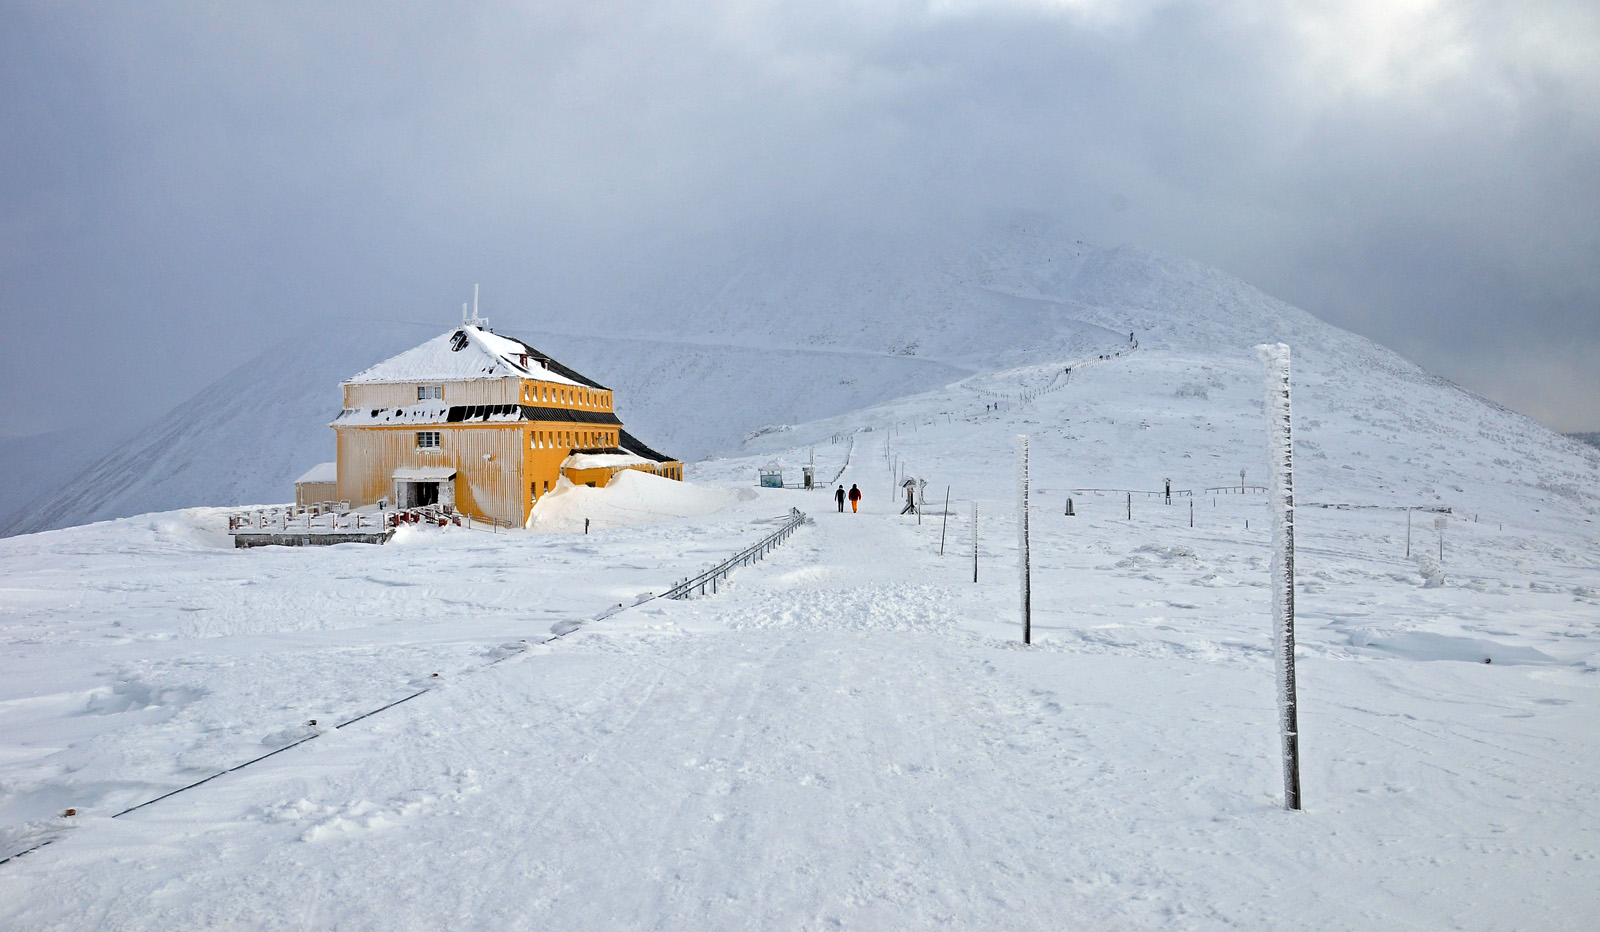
[8,222,1594,535]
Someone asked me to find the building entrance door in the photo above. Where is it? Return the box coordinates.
[412,481,440,507]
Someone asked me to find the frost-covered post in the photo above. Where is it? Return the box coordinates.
[940,486,950,555]
[1018,435,1032,645]
[1257,343,1302,812]
[972,502,979,583]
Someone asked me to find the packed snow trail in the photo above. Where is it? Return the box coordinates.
[5,488,1597,930]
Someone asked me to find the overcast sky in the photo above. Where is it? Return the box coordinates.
[4,0,1598,436]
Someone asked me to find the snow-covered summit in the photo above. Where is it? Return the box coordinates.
[5,218,1593,536]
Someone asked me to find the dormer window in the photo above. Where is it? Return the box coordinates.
[418,385,444,401]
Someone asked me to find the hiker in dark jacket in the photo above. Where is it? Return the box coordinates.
[835,485,846,512]
[848,484,862,513]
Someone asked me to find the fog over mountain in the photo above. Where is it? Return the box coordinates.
[3,0,1598,445]
[8,221,1595,536]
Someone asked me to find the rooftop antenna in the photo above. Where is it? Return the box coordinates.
[464,283,489,329]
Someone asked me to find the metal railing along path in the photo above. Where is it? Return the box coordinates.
[664,508,806,600]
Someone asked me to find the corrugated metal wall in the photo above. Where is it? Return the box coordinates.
[343,379,520,409]
[336,425,526,524]
[295,481,338,507]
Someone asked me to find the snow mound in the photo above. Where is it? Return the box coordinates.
[1349,630,1560,666]
[525,471,732,533]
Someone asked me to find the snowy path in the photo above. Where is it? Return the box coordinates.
[4,489,1596,929]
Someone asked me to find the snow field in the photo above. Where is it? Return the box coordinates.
[7,497,1589,929]
[1,271,1597,928]
[0,493,795,862]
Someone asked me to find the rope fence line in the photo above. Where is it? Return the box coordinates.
[0,509,810,868]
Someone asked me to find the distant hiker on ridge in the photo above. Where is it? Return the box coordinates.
[835,485,846,513]
[848,484,862,513]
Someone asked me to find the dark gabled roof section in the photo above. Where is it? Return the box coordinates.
[443,404,522,422]
[494,333,610,391]
[619,429,676,463]
[444,404,623,425]
[519,406,623,425]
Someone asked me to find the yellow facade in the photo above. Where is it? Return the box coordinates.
[333,355,681,526]
[563,461,684,488]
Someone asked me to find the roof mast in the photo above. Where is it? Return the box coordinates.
[465,283,488,329]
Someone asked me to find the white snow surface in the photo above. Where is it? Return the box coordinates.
[329,401,452,427]
[24,219,1600,538]
[562,451,654,470]
[344,325,590,387]
[2,222,1599,928]
[526,471,740,533]
[293,462,337,485]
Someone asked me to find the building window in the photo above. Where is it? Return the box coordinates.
[418,385,443,401]
[416,431,441,449]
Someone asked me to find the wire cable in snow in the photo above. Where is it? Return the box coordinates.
[2,510,812,867]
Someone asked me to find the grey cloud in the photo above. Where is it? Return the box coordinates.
[3,0,1597,434]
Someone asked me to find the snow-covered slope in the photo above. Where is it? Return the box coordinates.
[0,427,130,533]
[12,219,1597,542]
[2,222,1598,927]
[1,322,441,538]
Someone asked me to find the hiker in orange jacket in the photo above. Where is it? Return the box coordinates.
[848,484,862,513]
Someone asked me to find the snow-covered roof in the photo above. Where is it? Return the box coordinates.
[331,402,451,427]
[331,403,623,428]
[563,452,654,471]
[295,462,337,485]
[343,326,608,390]
[393,466,458,481]
[619,429,675,463]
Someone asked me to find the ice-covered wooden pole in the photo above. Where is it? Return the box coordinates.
[1257,343,1302,811]
[1018,435,1032,645]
